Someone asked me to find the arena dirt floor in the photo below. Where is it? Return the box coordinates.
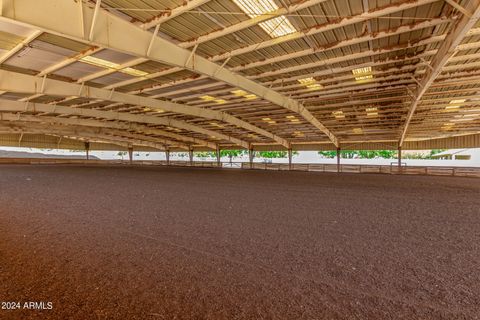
[0,164,479,319]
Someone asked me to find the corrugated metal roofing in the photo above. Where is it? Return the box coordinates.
[0,0,478,151]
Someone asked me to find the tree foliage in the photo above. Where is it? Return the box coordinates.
[193,150,296,160]
[318,150,397,159]
[318,149,446,159]
[117,151,128,160]
[402,149,446,159]
[194,150,246,158]
[257,151,298,158]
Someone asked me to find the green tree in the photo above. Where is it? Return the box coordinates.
[117,151,127,160]
[429,149,445,158]
[318,151,336,158]
[257,151,298,158]
[175,152,188,158]
[194,150,246,162]
[194,151,215,158]
[318,150,397,159]
[357,150,397,159]
[220,150,246,163]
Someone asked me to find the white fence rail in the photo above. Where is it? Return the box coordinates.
[1,158,479,178]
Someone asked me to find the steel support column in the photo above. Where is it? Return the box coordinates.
[85,141,90,160]
[398,146,402,172]
[165,149,170,165]
[216,147,221,167]
[288,149,293,170]
[249,148,254,169]
[336,147,341,173]
[189,148,194,165]
[128,146,133,164]
[398,147,402,166]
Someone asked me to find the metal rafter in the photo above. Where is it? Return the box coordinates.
[0,97,244,148]
[0,29,41,63]
[140,0,212,30]
[399,0,480,145]
[179,0,328,47]
[157,26,469,101]
[0,112,215,149]
[58,0,328,85]
[0,0,337,146]
[0,121,171,150]
[0,70,284,148]
[0,29,42,96]
[87,0,441,97]
[208,0,440,61]
[129,24,458,99]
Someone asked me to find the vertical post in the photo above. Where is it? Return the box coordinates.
[397,146,402,172]
[288,148,293,170]
[84,141,90,160]
[216,146,221,167]
[165,149,170,165]
[128,146,133,164]
[248,148,254,169]
[188,147,194,165]
[336,147,341,173]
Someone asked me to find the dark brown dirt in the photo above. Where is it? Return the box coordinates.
[0,165,479,320]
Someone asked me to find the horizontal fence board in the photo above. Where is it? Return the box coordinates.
[0,158,479,178]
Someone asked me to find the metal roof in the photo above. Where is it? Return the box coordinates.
[0,0,479,151]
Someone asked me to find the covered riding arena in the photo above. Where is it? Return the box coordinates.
[0,0,480,319]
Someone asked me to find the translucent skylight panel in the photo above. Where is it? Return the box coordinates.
[259,16,297,38]
[80,56,148,77]
[232,0,297,38]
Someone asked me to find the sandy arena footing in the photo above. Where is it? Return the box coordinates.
[1,165,479,319]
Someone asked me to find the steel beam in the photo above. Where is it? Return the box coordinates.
[0,70,285,147]
[0,98,241,148]
[179,0,328,48]
[1,112,214,148]
[62,0,438,94]
[0,29,41,63]
[140,0,211,30]
[0,112,191,149]
[0,122,168,150]
[209,0,439,62]
[0,121,184,149]
[235,19,451,74]
[0,0,337,146]
[138,31,462,98]
[81,1,442,120]
[0,70,265,148]
[74,0,441,99]
[399,1,480,146]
